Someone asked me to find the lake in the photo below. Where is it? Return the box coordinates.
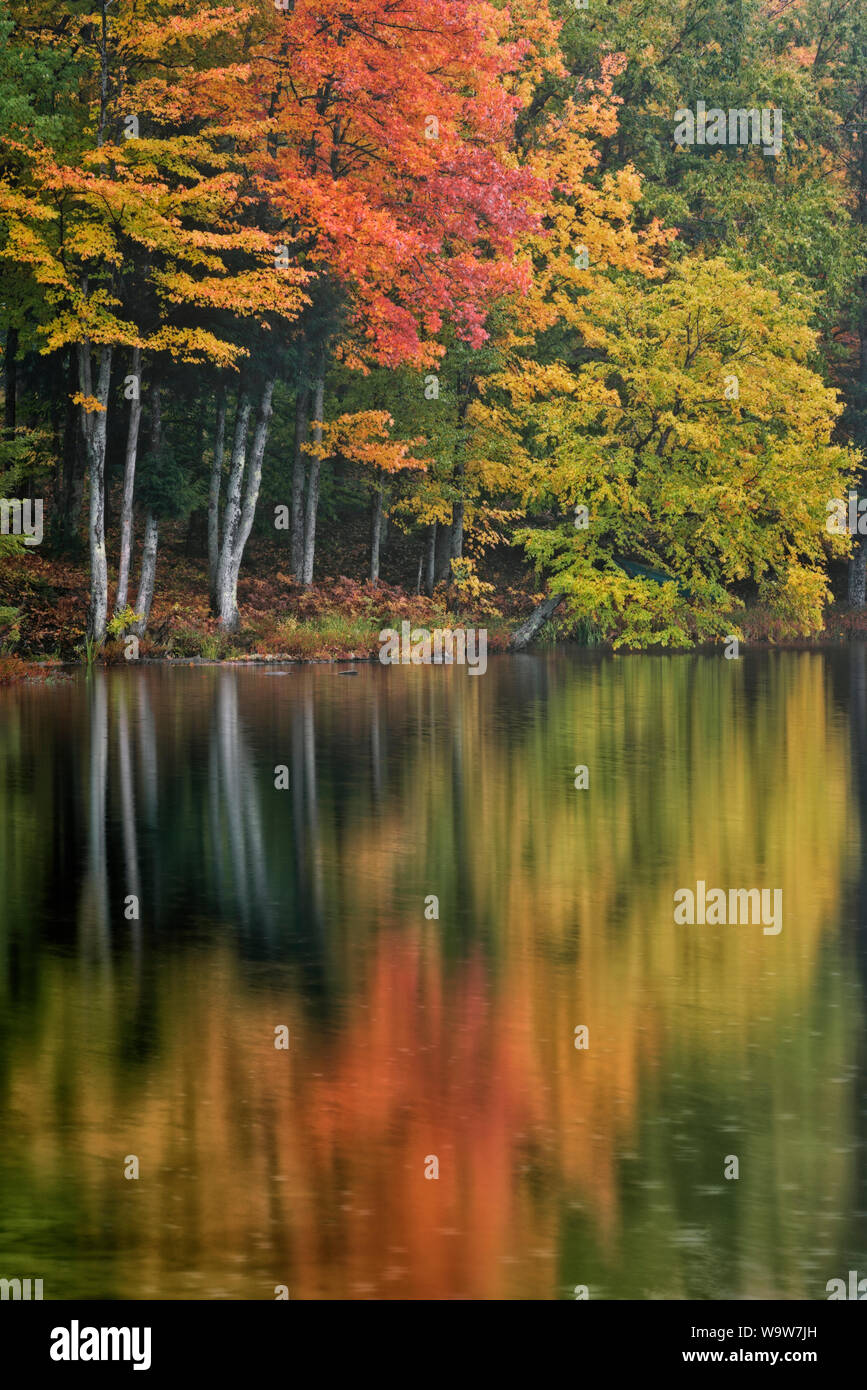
[1,649,866,1299]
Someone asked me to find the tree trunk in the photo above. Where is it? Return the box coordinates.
[60,349,87,549]
[424,521,437,596]
[370,484,385,584]
[291,381,310,582]
[450,496,464,564]
[446,494,465,611]
[510,592,566,649]
[213,390,252,620]
[219,379,276,631]
[444,374,471,605]
[434,518,452,585]
[850,536,867,609]
[114,345,142,615]
[79,341,113,644]
[301,366,325,586]
[850,122,867,609]
[132,386,162,636]
[132,511,159,636]
[208,384,226,604]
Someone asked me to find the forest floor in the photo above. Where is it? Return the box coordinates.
[0,512,536,674]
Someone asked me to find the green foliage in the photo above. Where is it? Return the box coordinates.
[136,439,202,523]
[106,607,143,640]
[0,603,21,651]
[166,626,238,660]
[515,258,856,644]
[1,0,866,648]
[0,427,54,494]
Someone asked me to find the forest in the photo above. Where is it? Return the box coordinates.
[0,0,866,664]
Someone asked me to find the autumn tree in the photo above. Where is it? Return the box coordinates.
[235,0,557,589]
[0,0,307,639]
[516,257,855,644]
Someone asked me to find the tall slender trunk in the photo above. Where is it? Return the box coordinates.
[424,521,437,596]
[301,366,325,587]
[132,387,161,637]
[291,381,310,582]
[78,3,114,640]
[446,495,464,612]
[219,379,276,631]
[79,341,113,644]
[214,389,252,622]
[132,512,159,636]
[208,384,226,604]
[60,349,86,549]
[848,127,867,609]
[370,484,385,584]
[434,518,452,585]
[115,345,142,615]
[446,377,470,602]
[851,537,867,608]
[450,493,464,565]
[450,383,468,566]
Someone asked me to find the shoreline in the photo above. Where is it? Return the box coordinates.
[8,631,867,684]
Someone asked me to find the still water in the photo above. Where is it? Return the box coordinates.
[1,650,866,1300]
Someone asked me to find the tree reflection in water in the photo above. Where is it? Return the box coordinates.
[0,653,863,1298]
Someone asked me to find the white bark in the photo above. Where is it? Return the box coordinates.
[214,392,252,622]
[208,384,227,603]
[132,510,159,636]
[131,386,162,637]
[370,484,385,584]
[115,345,142,615]
[424,521,437,596]
[849,537,867,608]
[291,382,309,582]
[220,379,276,630]
[301,369,325,586]
[79,341,113,644]
[510,592,566,649]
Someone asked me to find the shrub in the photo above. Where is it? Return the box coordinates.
[0,655,27,684]
[0,605,22,652]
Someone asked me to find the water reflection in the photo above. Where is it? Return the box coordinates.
[0,652,865,1298]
